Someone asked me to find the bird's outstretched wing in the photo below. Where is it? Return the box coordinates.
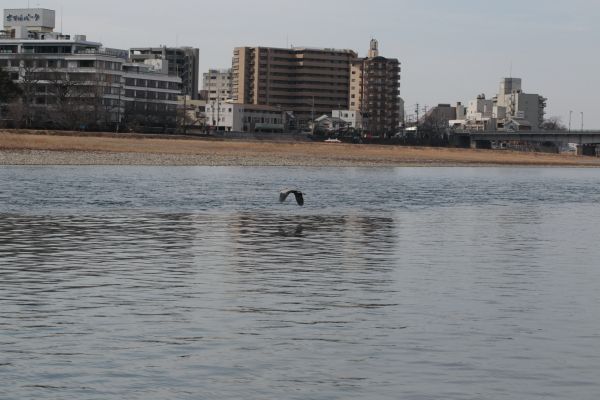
[280,189,304,206]
[280,189,292,203]
[294,191,304,206]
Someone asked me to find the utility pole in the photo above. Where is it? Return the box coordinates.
[311,96,315,135]
[569,110,573,132]
[210,99,215,130]
[415,103,420,134]
[337,103,341,137]
[216,84,221,132]
[115,76,122,134]
[183,92,187,135]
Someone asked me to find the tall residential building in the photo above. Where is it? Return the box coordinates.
[349,39,401,136]
[231,46,357,126]
[202,68,232,102]
[130,46,199,99]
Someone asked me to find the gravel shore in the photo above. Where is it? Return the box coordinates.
[2,131,600,167]
[0,149,399,167]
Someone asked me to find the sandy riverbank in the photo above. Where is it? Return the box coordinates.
[1,130,599,167]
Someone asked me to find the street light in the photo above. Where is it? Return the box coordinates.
[569,110,573,132]
[581,112,584,132]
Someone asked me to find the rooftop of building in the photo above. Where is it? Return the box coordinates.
[236,45,357,55]
[130,46,199,53]
[209,102,283,112]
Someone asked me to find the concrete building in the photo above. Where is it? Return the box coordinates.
[423,104,457,124]
[122,60,181,119]
[456,78,547,132]
[205,101,285,132]
[466,94,494,121]
[0,8,181,129]
[3,8,55,35]
[349,39,401,136]
[332,110,363,129]
[202,68,232,102]
[231,46,357,127]
[130,46,199,99]
[494,78,546,129]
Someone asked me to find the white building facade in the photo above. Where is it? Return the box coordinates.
[204,102,284,132]
[332,110,363,129]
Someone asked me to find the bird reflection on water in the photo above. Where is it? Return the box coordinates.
[277,223,304,238]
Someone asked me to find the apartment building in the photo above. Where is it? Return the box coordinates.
[130,46,199,99]
[202,68,232,102]
[0,8,181,128]
[122,61,181,118]
[349,40,401,136]
[231,46,357,127]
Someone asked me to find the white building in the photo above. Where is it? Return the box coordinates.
[398,97,405,126]
[202,68,232,103]
[204,102,284,132]
[0,8,181,129]
[332,110,363,129]
[495,78,546,129]
[466,95,494,121]
[459,78,547,132]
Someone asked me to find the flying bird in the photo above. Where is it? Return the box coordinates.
[280,189,304,206]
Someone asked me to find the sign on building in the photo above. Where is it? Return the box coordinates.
[3,8,55,30]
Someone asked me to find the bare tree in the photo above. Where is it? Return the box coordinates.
[43,68,113,131]
[0,66,22,125]
[420,111,450,146]
[541,116,567,131]
[15,54,44,128]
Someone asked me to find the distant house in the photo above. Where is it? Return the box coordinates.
[311,115,350,134]
[505,118,533,132]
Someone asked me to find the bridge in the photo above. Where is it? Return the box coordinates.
[454,130,600,156]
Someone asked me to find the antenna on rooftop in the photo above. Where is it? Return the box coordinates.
[60,6,63,33]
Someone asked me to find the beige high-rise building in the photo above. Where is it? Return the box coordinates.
[231,46,357,127]
[203,68,232,103]
[350,40,401,136]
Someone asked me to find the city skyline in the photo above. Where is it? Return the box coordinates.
[8,0,599,127]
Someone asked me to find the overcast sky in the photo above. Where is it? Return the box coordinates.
[16,0,600,127]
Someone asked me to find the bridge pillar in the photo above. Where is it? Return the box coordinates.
[472,140,492,150]
[577,144,598,157]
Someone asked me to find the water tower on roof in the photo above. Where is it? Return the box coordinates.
[368,38,379,58]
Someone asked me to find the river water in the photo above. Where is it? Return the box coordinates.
[1,166,599,399]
